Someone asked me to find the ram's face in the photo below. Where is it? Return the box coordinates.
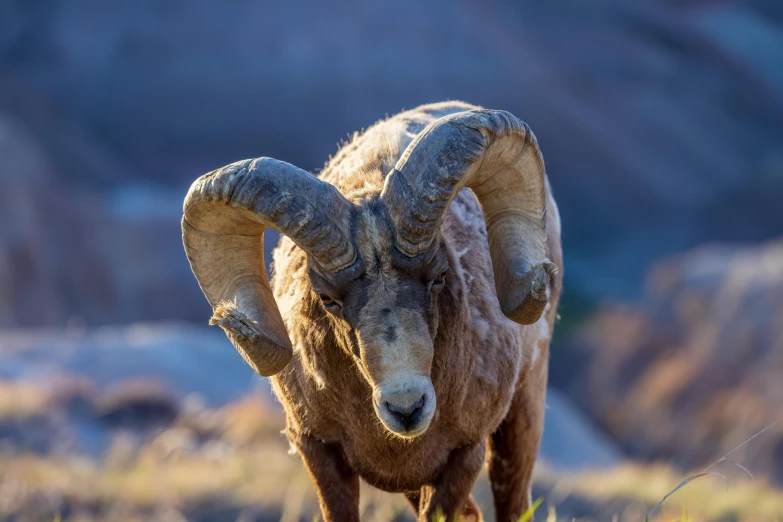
[308,204,447,438]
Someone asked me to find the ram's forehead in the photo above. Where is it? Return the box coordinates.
[338,206,433,324]
[353,203,395,275]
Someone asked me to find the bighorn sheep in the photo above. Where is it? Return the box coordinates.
[182,101,562,521]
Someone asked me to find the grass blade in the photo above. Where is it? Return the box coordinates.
[517,497,544,522]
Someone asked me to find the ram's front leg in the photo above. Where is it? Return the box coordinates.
[415,442,485,522]
[488,359,548,522]
[293,432,360,522]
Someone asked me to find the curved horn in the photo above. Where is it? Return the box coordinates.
[183,158,356,375]
[381,110,556,325]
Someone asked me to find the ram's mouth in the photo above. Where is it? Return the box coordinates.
[375,409,434,439]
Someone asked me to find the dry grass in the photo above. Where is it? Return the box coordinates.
[1,380,781,521]
[0,439,409,521]
[537,464,783,521]
[3,452,782,521]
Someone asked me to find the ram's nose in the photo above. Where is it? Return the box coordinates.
[384,394,426,430]
[373,377,436,438]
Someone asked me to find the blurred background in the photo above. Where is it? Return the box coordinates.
[1,1,782,520]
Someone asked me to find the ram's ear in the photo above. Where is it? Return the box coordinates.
[182,158,358,376]
[381,110,556,324]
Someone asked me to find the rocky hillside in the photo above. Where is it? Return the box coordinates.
[0,1,781,329]
[553,238,783,483]
[0,108,208,327]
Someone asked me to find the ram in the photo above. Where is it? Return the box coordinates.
[182,101,562,522]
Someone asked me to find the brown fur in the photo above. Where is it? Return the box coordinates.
[268,102,563,521]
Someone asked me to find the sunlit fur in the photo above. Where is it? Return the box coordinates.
[268,102,562,521]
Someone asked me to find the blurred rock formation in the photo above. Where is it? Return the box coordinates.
[554,238,783,483]
[0,103,208,327]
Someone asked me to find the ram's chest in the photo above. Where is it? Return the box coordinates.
[271,317,524,491]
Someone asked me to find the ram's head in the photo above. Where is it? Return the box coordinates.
[182,110,555,438]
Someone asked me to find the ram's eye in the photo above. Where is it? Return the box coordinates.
[432,271,447,288]
[319,294,338,307]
